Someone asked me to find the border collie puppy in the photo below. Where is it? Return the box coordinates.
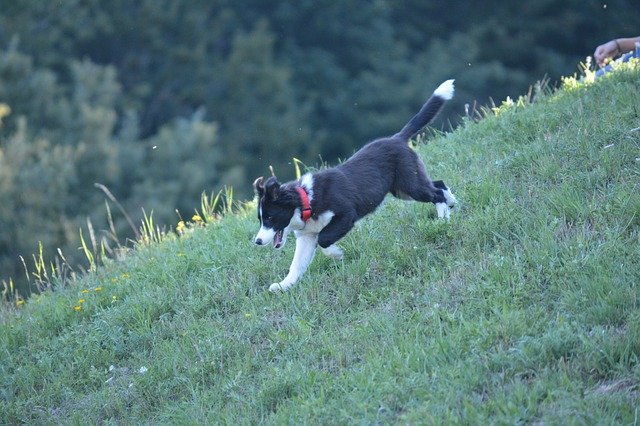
[253,79,456,292]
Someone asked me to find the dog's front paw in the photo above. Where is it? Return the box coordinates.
[269,281,292,292]
[321,244,344,260]
[269,283,283,292]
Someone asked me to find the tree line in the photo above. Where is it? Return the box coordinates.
[1,0,638,295]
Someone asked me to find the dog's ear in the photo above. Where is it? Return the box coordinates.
[253,176,265,197]
[264,176,280,200]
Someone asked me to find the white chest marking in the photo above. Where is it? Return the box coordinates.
[297,210,334,235]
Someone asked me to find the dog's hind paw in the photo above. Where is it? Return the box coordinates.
[321,244,344,260]
[443,188,457,208]
[433,181,456,208]
[436,203,451,220]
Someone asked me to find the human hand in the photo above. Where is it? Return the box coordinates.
[594,40,619,67]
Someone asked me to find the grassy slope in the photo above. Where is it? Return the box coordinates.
[1,67,639,424]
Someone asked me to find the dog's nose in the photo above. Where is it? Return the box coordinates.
[255,238,263,245]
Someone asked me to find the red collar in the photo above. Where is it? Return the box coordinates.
[296,187,312,222]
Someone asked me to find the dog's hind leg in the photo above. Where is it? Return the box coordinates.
[433,180,457,208]
[394,153,452,219]
[269,233,318,292]
[412,183,451,219]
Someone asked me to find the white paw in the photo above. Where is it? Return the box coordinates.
[443,188,457,208]
[436,203,451,220]
[321,245,344,260]
[269,282,292,292]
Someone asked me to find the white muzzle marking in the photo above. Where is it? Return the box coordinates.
[255,226,276,245]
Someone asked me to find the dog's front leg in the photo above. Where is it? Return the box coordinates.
[269,233,318,292]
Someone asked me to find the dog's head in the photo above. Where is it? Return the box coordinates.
[253,176,301,249]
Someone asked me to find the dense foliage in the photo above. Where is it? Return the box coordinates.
[1,0,638,294]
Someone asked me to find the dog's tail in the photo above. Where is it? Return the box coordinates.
[394,79,454,140]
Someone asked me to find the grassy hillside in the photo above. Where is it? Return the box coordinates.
[2,65,639,424]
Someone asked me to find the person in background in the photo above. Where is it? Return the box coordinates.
[593,35,640,77]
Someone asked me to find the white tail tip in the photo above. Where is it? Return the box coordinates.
[433,79,455,100]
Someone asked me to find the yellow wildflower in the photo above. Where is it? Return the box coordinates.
[74,306,82,311]
[78,299,85,304]
[176,221,186,233]
[0,103,10,120]
[94,287,103,292]
[245,313,252,318]
[192,214,203,222]
[16,300,24,307]
[122,273,130,279]
[81,289,89,294]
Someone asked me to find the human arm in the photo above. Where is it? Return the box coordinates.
[594,36,640,67]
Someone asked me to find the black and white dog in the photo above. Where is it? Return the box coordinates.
[253,79,456,292]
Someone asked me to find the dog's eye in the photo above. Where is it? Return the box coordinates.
[265,215,273,221]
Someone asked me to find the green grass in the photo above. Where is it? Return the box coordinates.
[2,65,640,424]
